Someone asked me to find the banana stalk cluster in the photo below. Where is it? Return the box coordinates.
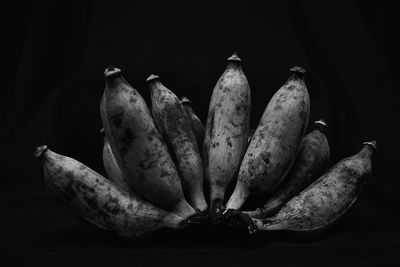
[35,53,376,238]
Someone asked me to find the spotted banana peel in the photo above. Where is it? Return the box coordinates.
[203,53,251,215]
[248,119,330,218]
[34,146,185,237]
[35,56,375,240]
[229,141,376,235]
[226,66,310,210]
[148,75,207,212]
[100,66,195,218]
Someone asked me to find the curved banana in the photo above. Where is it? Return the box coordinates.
[254,141,376,234]
[100,66,195,218]
[34,146,184,237]
[100,128,130,192]
[180,96,205,152]
[203,53,251,215]
[148,75,207,212]
[226,66,310,210]
[248,119,330,218]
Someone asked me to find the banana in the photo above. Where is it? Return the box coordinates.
[100,66,195,218]
[148,75,208,212]
[34,145,185,237]
[226,66,310,210]
[203,53,251,215]
[180,96,205,152]
[100,128,130,192]
[248,119,330,218]
[253,141,376,234]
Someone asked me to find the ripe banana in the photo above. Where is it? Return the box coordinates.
[148,75,208,212]
[226,66,310,210]
[248,119,330,218]
[100,66,195,218]
[100,128,130,192]
[180,96,205,152]
[253,141,376,234]
[203,53,251,215]
[34,145,185,237]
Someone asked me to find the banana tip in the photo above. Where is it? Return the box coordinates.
[104,66,122,77]
[314,119,328,132]
[180,96,191,105]
[290,66,306,75]
[363,141,377,150]
[146,74,160,82]
[227,52,241,62]
[34,145,48,159]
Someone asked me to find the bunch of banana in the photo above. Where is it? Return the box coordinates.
[35,53,376,239]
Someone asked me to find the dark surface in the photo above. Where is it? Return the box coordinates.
[3,1,400,266]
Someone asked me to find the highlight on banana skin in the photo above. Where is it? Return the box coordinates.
[35,53,376,239]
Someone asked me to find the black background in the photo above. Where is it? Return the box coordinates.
[3,1,400,265]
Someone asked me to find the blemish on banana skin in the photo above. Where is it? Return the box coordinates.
[111,112,124,128]
[226,137,232,148]
[239,79,309,193]
[122,128,135,145]
[59,172,78,203]
[102,196,122,215]
[161,101,200,167]
[222,86,231,93]
[203,109,215,173]
[56,175,128,229]
[129,96,137,103]
[211,174,231,188]
[267,132,328,209]
[211,142,219,148]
